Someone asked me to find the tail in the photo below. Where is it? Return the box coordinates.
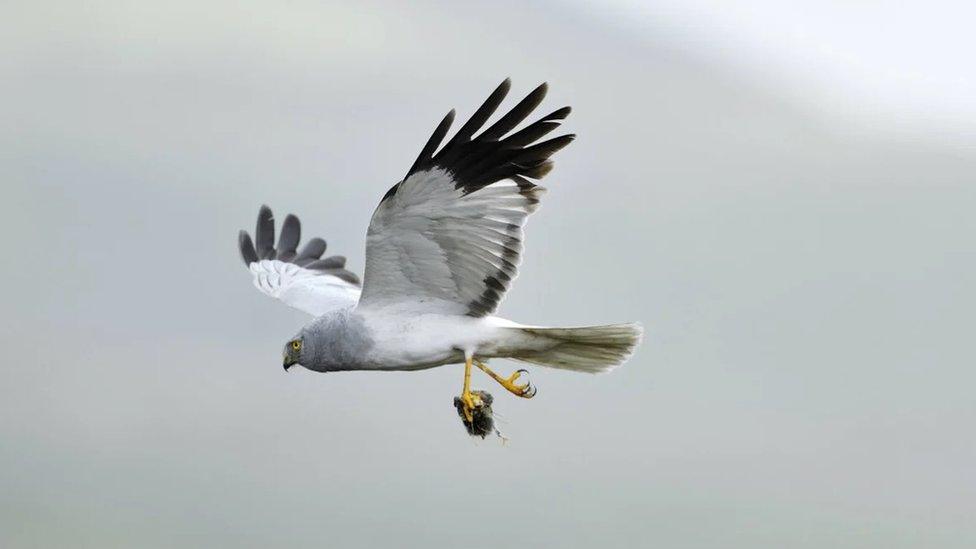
[509,323,643,373]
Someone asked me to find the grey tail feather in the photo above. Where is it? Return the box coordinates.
[511,323,643,373]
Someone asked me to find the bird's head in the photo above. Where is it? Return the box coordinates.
[282,334,306,371]
[280,311,373,373]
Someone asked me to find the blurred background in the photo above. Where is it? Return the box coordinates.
[2,1,974,547]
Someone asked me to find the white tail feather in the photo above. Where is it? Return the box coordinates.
[509,323,643,373]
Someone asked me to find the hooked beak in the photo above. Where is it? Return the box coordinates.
[283,355,297,371]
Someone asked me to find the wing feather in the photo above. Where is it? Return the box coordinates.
[238,206,361,316]
[255,205,276,260]
[276,214,301,261]
[359,80,573,316]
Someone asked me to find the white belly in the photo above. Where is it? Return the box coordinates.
[358,311,521,370]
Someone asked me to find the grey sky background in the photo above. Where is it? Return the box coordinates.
[2,1,974,547]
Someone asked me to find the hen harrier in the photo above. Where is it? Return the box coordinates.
[238,79,641,426]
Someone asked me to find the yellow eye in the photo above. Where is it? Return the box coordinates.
[291,340,302,351]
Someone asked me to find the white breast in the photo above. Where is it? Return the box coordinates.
[357,308,519,370]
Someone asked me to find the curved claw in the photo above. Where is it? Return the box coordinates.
[457,391,483,423]
[474,359,538,399]
[507,369,536,399]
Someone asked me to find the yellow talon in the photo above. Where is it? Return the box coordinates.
[459,354,482,422]
[459,389,482,423]
[474,359,537,399]
[457,355,535,429]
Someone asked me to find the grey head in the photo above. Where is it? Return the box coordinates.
[282,309,374,372]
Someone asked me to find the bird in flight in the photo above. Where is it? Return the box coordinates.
[238,79,642,429]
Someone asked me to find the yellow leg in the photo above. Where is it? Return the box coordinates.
[459,354,482,422]
[473,359,537,398]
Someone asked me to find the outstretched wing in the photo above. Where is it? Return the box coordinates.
[238,205,361,316]
[358,79,573,316]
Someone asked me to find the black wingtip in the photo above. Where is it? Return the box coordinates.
[404,108,457,181]
[405,80,574,195]
[294,237,327,265]
[445,79,512,148]
[547,106,572,120]
[524,161,554,180]
[477,82,550,142]
[239,206,362,287]
[238,230,258,265]
[255,205,276,260]
[305,256,347,270]
[533,133,576,158]
[278,214,301,259]
[532,82,548,101]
